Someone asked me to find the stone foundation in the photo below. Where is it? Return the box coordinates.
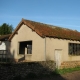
[60,61,80,69]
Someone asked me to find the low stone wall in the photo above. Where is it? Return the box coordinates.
[60,61,80,69]
[0,61,55,80]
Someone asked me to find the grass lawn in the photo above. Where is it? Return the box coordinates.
[55,66,80,74]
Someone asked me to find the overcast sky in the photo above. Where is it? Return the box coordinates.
[0,0,80,31]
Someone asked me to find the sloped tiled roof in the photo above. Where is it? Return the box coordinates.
[0,34,11,41]
[9,18,80,41]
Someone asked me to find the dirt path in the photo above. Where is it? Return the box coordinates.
[62,71,80,80]
[27,71,80,80]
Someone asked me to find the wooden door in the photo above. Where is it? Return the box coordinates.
[55,49,62,69]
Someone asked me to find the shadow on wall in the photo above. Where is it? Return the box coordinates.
[6,41,16,62]
[18,55,25,62]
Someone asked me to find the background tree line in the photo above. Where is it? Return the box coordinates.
[0,23,14,35]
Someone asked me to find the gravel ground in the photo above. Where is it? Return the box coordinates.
[62,71,80,80]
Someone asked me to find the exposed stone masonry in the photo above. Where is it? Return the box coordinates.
[60,61,80,69]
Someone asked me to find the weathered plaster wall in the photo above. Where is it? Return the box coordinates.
[10,24,45,61]
[46,37,80,62]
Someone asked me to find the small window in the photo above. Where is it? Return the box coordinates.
[69,43,80,55]
[19,41,32,54]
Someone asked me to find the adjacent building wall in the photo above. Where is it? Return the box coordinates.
[0,41,10,58]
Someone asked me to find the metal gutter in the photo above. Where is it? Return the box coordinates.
[45,36,46,61]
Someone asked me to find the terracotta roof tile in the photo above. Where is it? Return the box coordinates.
[9,18,80,41]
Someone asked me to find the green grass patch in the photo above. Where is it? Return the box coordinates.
[55,66,80,74]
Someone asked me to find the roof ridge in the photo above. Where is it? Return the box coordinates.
[23,18,79,33]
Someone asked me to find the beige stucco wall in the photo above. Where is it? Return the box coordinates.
[46,37,80,63]
[10,24,45,61]
[10,24,80,63]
